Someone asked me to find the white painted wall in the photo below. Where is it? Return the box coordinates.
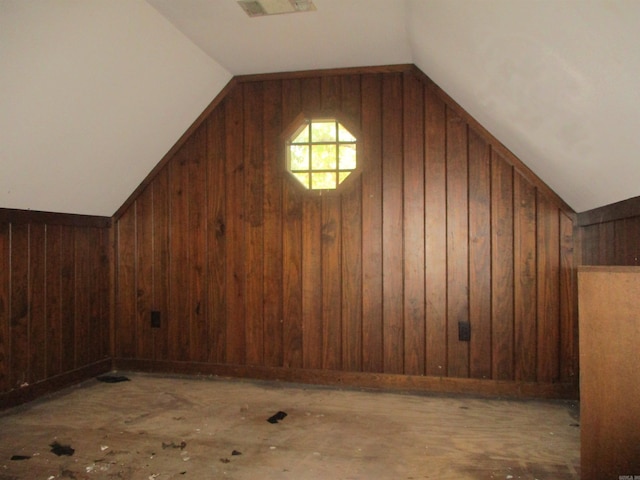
[0,0,231,216]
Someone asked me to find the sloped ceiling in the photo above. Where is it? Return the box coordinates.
[2,0,640,216]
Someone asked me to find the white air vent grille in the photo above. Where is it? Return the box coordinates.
[238,0,316,17]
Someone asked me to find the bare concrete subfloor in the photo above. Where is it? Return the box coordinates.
[0,373,580,480]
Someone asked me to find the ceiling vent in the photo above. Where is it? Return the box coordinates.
[238,0,316,17]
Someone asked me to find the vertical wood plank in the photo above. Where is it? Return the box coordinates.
[321,196,342,370]
[206,109,227,364]
[28,224,46,382]
[468,129,492,379]
[340,74,363,372]
[98,228,110,360]
[0,223,10,391]
[224,87,246,365]
[302,194,323,369]
[168,143,191,361]
[381,73,404,374]
[10,223,29,387]
[491,152,514,380]
[446,108,469,378]
[281,78,304,368]
[537,194,560,383]
[244,82,265,366]
[320,75,343,371]
[60,226,76,371]
[262,79,284,368]
[152,169,170,361]
[116,210,136,359]
[73,228,91,367]
[188,125,208,363]
[402,71,425,376]
[424,87,448,377]
[513,174,537,381]
[45,224,62,377]
[361,74,383,373]
[301,77,323,370]
[136,187,154,360]
[560,212,577,383]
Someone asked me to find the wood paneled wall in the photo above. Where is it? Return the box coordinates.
[114,66,578,396]
[580,195,640,265]
[0,209,111,405]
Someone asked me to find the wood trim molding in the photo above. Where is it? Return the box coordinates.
[577,195,640,227]
[0,208,111,228]
[114,358,578,400]
[0,359,112,411]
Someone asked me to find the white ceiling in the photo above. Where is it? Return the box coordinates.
[2,0,640,216]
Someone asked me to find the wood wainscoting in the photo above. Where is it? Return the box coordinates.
[0,209,112,408]
[113,65,578,398]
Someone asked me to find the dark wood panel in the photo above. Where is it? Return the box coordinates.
[116,209,136,359]
[360,74,383,373]
[188,125,208,363]
[10,223,29,388]
[513,174,538,381]
[73,227,92,368]
[262,79,284,368]
[281,78,304,369]
[402,71,425,376]
[224,87,246,365]
[59,226,76,372]
[321,196,342,370]
[537,194,560,383]
[0,223,10,392]
[168,140,191,362]
[381,73,404,374]
[244,82,265,366]
[28,224,46,383]
[446,108,469,378]
[559,213,577,383]
[152,169,170,361]
[424,86,448,377]
[136,186,154,360]
[45,225,62,378]
[302,195,322,369]
[491,152,514,380]
[206,110,227,364]
[468,129,491,379]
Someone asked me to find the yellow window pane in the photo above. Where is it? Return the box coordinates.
[338,123,356,142]
[292,172,310,189]
[311,121,336,142]
[338,171,351,184]
[292,124,310,144]
[338,144,356,170]
[311,172,337,189]
[289,144,309,170]
[311,144,336,170]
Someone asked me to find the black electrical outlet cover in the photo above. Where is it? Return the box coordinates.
[458,321,471,342]
[151,310,161,328]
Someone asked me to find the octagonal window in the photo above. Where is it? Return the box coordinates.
[286,118,357,191]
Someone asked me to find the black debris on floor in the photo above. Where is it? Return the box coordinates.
[267,411,288,424]
[231,450,242,456]
[162,441,187,450]
[96,375,131,383]
[10,455,30,461]
[50,441,75,456]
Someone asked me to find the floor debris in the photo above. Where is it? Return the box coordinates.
[231,449,242,456]
[267,411,288,423]
[50,441,75,456]
[162,441,187,450]
[10,455,31,460]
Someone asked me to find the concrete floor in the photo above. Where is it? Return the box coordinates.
[0,373,580,480]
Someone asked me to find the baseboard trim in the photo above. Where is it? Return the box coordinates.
[0,359,112,410]
[113,358,578,400]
